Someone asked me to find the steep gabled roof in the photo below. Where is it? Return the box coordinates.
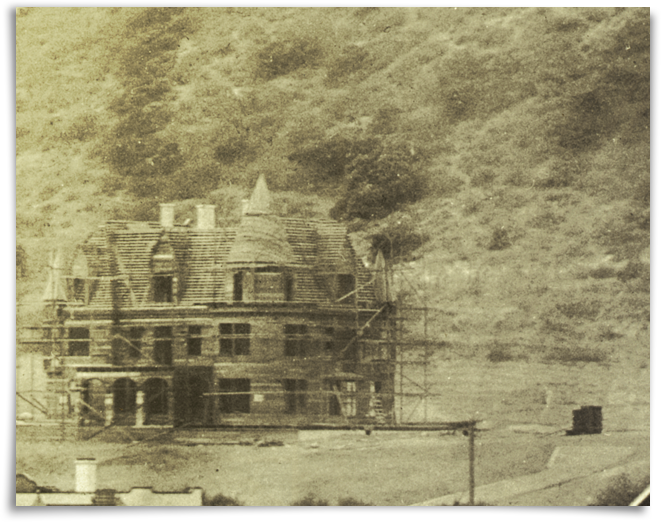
[75,217,375,308]
[67,177,377,308]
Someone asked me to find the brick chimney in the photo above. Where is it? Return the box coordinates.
[196,204,216,229]
[75,458,97,493]
[160,203,175,228]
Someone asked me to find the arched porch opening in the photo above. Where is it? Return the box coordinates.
[80,379,106,426]
[143,378,168,425]
[113,378,136,425]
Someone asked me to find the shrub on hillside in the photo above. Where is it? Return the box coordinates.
[254,36,324,80]
[555,300,601,320]
[487,226,511,250]
[289,134,378,182]
[367,214,428,261]
[325,45,370,87]
[330,139,428,221]
[543,344,610,364]
[486,343,526,363]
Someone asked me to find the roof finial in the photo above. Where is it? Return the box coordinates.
[244,174,271,215]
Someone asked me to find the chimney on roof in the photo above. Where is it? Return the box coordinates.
[75,458,97,493]
[160,203,175,229]
[196,204,216,229]
[241,199,250,215]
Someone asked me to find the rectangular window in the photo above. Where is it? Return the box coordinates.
[328,380,342,416]
[283,379,307,414]
[219,324,251,356]
[343,381,357,417]
[187,326,202,356]
[153,326,173,365]
[153,275,173,303]
[72,278,86,303]
[284,274,294,301]
[233,272,243,302]
[68,328,90,356]
[284,324,308,357]
[337,274,356,305]
[218,378,251,413]
[324,327,335,353]
[340,329,358,361]
[127,327,144,359]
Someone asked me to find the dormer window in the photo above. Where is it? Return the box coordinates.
[233,272,244,302]
[153,275,173,303]
[337,274,356,305]
[151,236,176,304]
[71,252,91,304]
[254,266,283,302]
[230,266,292,303]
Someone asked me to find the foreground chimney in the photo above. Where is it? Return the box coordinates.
[196,204,216,229]
[160,203,175,228]
[75,458,97,493]
[241,199,250,215]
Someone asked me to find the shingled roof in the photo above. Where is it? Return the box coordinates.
[227,178,296,266]
[71,177,377,309]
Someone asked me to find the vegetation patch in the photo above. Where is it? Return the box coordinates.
[589,473,649,506]
[543,344,610,364]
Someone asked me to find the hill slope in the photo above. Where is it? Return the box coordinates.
[16,7,649,364]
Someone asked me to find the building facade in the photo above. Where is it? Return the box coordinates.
[43,175,395,427]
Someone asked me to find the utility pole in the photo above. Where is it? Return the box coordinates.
[468,421,476,506]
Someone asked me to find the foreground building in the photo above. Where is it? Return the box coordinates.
[43,175,395,427]
[17,459,203,506]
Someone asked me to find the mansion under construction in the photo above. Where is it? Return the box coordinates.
[40,175,396,428]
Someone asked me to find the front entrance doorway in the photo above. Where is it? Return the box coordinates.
[173,367,212,426]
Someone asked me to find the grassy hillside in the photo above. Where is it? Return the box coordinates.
[16,7,649,364]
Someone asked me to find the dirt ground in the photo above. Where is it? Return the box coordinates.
[16,424,649,506]
[16,358,650,506]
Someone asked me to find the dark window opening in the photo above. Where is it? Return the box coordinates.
[328,380,342,416]
[153,275,173,303]
[68,328,90,356]
[127,327,143,359]
[324,327,335,352]
[73,278,86,303]
[219,323,250,356]
[218,378,251,413]
[283,379,307,414]
[284,324,308,357]
[113,378,136,416]
[233,272,244,302]
[284,274,294,301]
[144,378,168,416]
[187,325,202,356]
[154,326,173,365]
[337,274,356,305]
[340,330,359,360]
[255,266,280,273]
[327,381,357,417]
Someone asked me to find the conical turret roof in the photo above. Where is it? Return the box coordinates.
[244,173,271,216]
[227,175,296,265]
